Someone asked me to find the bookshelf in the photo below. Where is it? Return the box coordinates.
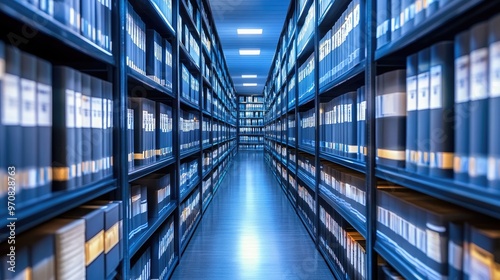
[238,95,265,150]
[0,0,237,278]
[264,0,500,279]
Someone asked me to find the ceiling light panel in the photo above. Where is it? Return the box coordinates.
[237,29,263,35]
[239,49,261,55]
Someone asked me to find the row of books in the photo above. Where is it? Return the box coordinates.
[180,189,201,244]
[151,217,176,280]
[239,127,263,135]
[239,111,264,118]
[239,119,264,126]
[377,186,500,279]
[202,117,211,145]
[126,4,175,89]
[239,96,264,103]
[376,0,455,48]
[31,0,113,52]
[289,149,297,167]
[179,15,201,67]
[151,0,173,27]
[202,177,212,207]
[0,45,107,210]
[298,107,316,150]
[298,183,316,234]
[320,162,366,224]
[181,64,200,105]
[181,0,200,34]
[298,153,316,183]
[179,159,199,196]
[201,29,212,55]
[180,110,200,152]
[1,200,123,279]
[289,42,297,74]
[131,248,151,280]
[239,103,264,111]
[320,86,367,161]
[239,145,264,150]
[239,136,264,144]
[127,98,174,170]
[297,4,315,54]
[319,0,363,89]
[319,203,366,280]
[298,53,315,103]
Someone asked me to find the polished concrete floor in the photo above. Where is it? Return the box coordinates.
[170,151,334,280]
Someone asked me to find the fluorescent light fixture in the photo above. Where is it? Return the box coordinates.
[243,83,258,87]
[237,29,263,35]
[239,49,261,55]
[242,75,257,79]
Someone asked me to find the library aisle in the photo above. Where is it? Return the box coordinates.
[171,151,333,279]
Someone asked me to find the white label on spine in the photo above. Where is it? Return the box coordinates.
[375,92,407,118]
[407,76,418,111]
[37,84,52,126]
[489,41,500,97]
[108,100,113,129]
[418,72,430,110]
[3,74,20,125]
[430,65,443,109]
[82,95,91,129]
[21,78,37,127]
[75,92,82,129]
[66,89,75,128]
[449,241,463,270]
[470,48,488,101]
[426,228,442,263]
[455,55,470,103]
[91,97,102,129]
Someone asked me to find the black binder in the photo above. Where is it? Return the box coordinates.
[454,30,471,182]
[81,74,93,185]
[91,77,103,182]
[376,70,407,168]
[52,66,76,191]
[417,48,431,175]
[429,41,455,178]
[488,15,500,189]
[36,57,52,199]
[74,71,83,188]
[129,98,147,166]
[406,53,418,172]
[20,52,38,203]
[469,22,489,186]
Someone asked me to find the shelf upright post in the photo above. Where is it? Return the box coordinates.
[197,0,204,220]
[313,0,321,246]
[114,0,129,277]
[365,0,379,277]
[293,1,299,209]
[173,0,182,265]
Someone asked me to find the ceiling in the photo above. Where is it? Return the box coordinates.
[208,0,291,95]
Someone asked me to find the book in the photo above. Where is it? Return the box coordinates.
[469,225,500,279]
[401,0,415,35]
[91,76,103,182]
[127,108,134,170]
[74,71,83,188]
[102,81,113,177]
[391,0,401,41]
[417,48,431,174]
[488,14,500,189]
[469,22,489,186]
[454,30,471,182]
[376,70,407,168]
[146,29,163,85]
[429,41,455,178]
[164,39,173,90]
[52,66,76,191]
[81,73,93,185]
[136,173,171,219]
[406,53,419,172]
[36,57,52,198]
[20,52,38,203]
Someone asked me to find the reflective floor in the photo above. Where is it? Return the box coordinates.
[170,151,334,280]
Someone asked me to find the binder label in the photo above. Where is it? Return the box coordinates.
[21,78,37,127]
[407,76,418,111]
[37,83,52,126]
[75,92,83,129]
[2,74,20,125]
[418,72,430,110]
[64,89,75,128]
[430,65,443,109]
[470,48,488,101]
[489,41,500,97]
[455,55,470,103]
[376,92,407,118]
